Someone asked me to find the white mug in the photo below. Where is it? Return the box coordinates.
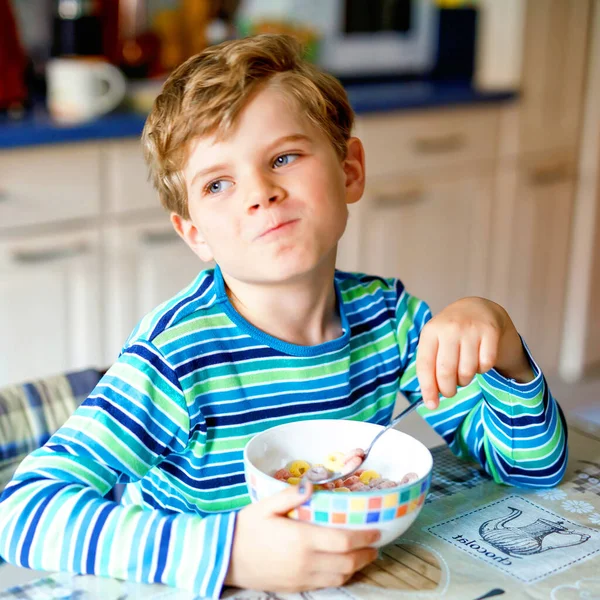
[46,57,127,123]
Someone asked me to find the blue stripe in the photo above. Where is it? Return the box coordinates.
[0,477,48,505]
[18,484,63,567]
[153,516,173,582]
[175,346,280,378]
[150,274,214,339]
[141,516,161,581]
[126,344,182,389]
[350,308,393,338]
[85,503,114,573]
[82,397,170,456]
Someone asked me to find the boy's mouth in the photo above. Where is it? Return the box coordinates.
[257,219,299,240]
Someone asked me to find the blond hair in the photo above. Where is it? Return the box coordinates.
[142,34,354,218]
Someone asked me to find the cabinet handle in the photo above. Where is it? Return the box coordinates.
[412,133,466,154]
[373,188,426,207]
[142,230,179,246]
[12,243,88,264]
[528,164,571,187]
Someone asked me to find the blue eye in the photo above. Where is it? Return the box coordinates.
[206,179,233,194]
[273,153,299,168]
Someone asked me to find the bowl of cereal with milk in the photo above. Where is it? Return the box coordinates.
[243,419,433,547]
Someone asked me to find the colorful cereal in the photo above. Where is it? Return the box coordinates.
[271,448,417,492]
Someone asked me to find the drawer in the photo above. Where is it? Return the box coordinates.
[0,144,101,230]
[355,107,500,177]
[105,140,161,214]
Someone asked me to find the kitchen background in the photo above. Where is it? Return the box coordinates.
[1,0,600,588]
[1,0,600,426]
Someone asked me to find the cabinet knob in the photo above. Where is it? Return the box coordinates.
[528,164,571,187]
[412,133,466,154]
[142,230,179,246]
[373,187,426,207]
[11,243,89,264]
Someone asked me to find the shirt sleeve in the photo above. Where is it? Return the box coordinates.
[0,340,236,598]
[394,283,568,488]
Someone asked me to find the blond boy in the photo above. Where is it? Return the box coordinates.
[0,35,567,597]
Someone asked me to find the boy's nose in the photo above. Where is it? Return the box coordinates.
[246,176,285,212]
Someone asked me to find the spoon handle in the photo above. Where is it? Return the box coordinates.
[306,398,426,486]
[365,399,424,455]
[473,589,505,600]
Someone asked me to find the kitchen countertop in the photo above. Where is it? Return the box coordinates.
[0,80,517,150]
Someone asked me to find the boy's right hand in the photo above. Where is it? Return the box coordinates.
[225,482,380,593]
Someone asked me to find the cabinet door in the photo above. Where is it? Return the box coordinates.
[336,203,363,272]
[359,169,494,316]
[104,220,213,363]
[508,156,575,372]
[104,140,162,215]
[0,144,101,230]
[518,0,592,153]
[0,229,102,386]
[492,153,576,372]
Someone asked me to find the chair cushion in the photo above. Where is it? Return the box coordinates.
[0,368,101,491]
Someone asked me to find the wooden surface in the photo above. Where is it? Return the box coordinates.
[351,541,441,591]
[560,0,600,379]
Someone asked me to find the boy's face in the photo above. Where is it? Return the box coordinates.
[172,84,365,285]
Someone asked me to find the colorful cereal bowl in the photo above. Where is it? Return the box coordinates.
[243,419,433,547]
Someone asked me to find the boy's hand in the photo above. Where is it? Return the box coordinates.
[225,482,380,593]
[416,297,535,409]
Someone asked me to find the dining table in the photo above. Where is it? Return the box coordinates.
[1,413,599,600]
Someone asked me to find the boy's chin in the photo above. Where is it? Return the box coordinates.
[224,257,329,286]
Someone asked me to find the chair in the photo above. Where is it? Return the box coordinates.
[0,368,108,566]
[0,368,103,493]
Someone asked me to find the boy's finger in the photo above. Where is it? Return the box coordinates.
[478,329,499,374]
[311,547,379,577]
[416,332,440,409]
[457,337,479,387]
[303,571,354,592]
[259,480,312,516]
[309,525,381,553]
[435,337,459,399]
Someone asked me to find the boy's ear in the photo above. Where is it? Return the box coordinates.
[343,137,366,205]
[170,213,215,263]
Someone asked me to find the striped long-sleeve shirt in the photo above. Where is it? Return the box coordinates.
[0,267,568,597]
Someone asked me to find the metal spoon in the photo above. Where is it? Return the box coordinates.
[306,399,425,486]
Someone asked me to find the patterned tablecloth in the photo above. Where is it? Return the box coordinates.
[2,424,599,600]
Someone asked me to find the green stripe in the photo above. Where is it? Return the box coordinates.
[188,356,350,395]
[483,437,502,483]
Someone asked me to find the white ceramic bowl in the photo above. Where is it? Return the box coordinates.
[244,419,433,547]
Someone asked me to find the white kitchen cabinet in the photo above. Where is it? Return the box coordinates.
[0,144,102,230]
[357,166,494,316]
[0,229,102,386]
[103,219,213,363]
[104,140,162,216]
[355,106,499,178]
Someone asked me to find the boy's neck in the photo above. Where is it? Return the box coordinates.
[220,255,342,347]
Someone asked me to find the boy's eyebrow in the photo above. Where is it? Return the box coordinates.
[190,163,231,189]
[265,133,313,151]
[190,134,313,189]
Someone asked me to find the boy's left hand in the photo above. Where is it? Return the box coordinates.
[416,297,535,410]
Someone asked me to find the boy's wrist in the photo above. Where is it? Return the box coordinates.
[494,326,535,383]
